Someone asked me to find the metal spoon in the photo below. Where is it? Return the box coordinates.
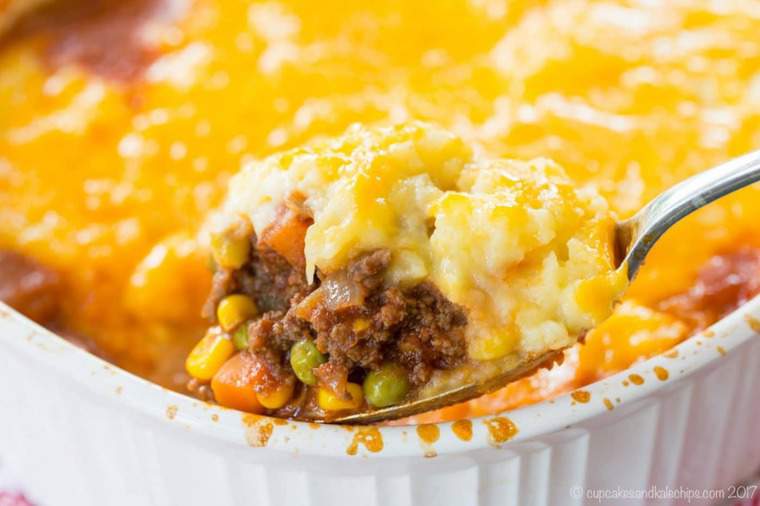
[332,150,760,424]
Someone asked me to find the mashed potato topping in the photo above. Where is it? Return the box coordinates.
[221,121,625,365]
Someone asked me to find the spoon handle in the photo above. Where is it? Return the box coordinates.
[618,150,760,280]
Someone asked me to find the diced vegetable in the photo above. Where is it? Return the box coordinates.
[232,324,250,350]
[320,271,365,311]
[210,230,250,269]
[317,383,364,411]
[258,205,311,268]
[256,382,294,409]
[363,363,410,407]
[186,328,236,380]
[216,294,257,332]
[289,340,327,385]
[211,353,263,413]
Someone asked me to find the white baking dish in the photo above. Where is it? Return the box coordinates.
[0,295,758,506]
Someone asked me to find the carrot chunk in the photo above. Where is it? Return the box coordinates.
[259,204,312,268]
[211,353,264,413]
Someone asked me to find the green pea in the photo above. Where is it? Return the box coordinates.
[363,364,410,408]
[290,340,327,385]
[232,324,250,350]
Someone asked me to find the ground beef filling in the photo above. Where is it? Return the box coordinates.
[204,236,467,414]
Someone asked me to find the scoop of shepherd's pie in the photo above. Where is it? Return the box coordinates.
[188,122,625,419]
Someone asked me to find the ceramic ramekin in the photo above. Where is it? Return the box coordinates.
[0,296,759,506]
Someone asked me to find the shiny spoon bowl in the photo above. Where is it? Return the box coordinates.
[332,150,760,424]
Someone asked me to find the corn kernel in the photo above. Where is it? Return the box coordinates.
[217,294,257,331]
[185,328,236,380]
[211,233,250,269]
[317,383,364,411]
[256,382,294,409]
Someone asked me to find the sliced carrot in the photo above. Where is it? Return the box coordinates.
[211,353,264,413]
